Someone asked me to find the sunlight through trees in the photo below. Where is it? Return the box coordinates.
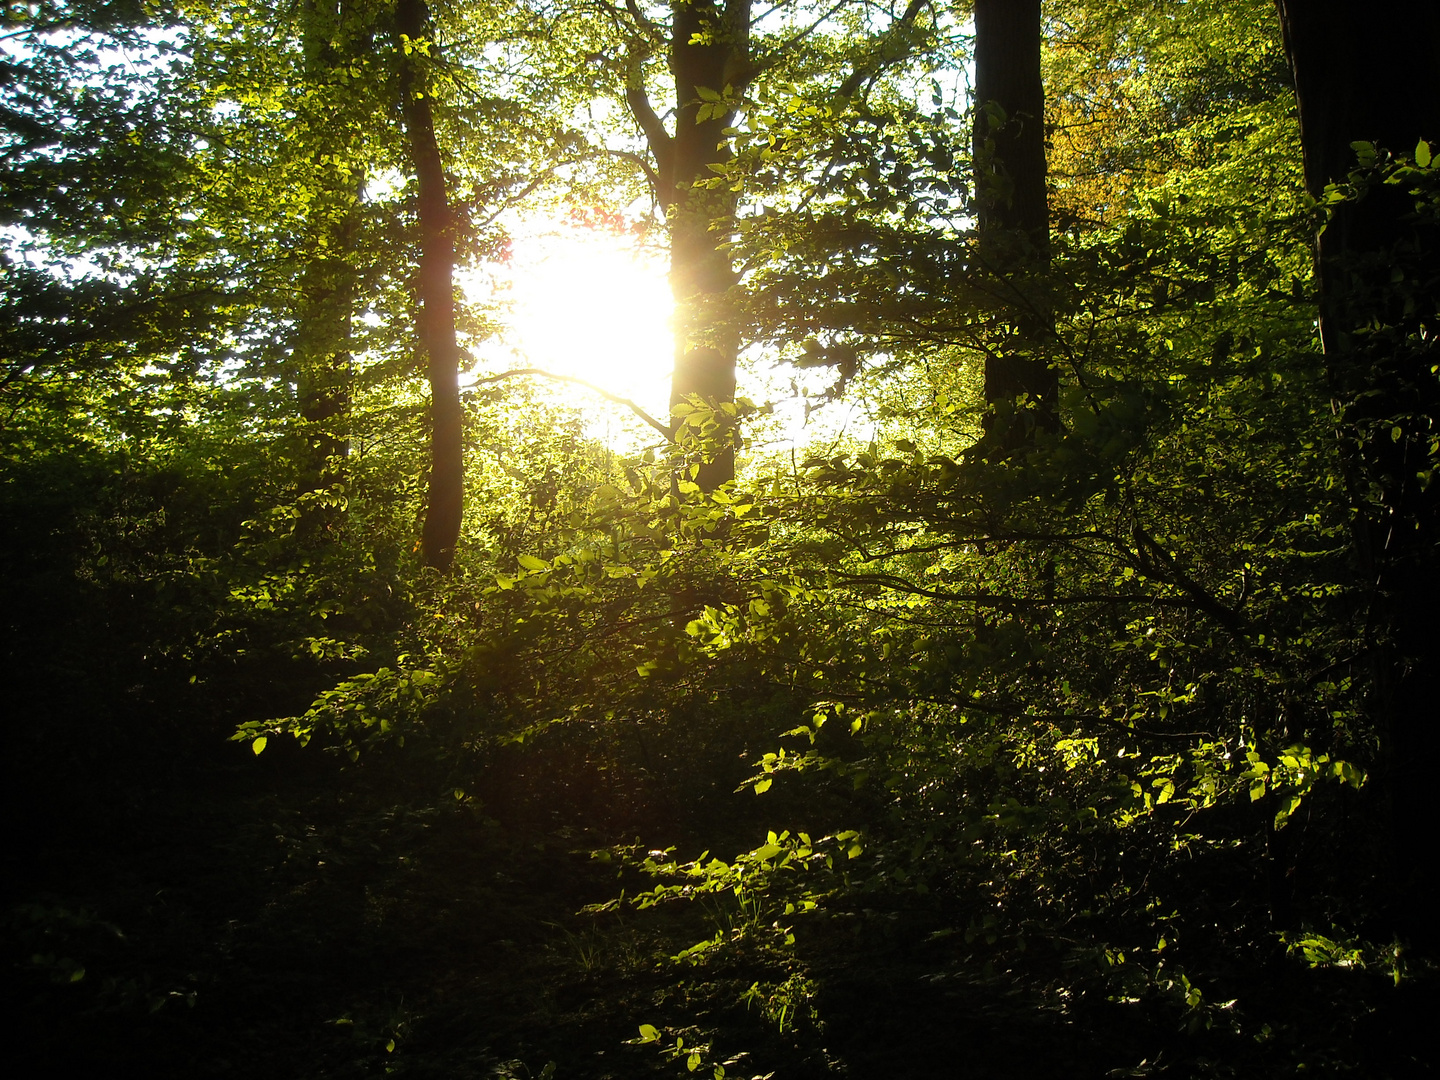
[6,0,1438,1075]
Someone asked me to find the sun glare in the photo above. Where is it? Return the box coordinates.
[465,220,673,446]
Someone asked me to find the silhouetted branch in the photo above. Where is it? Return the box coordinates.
[474,366,672,437]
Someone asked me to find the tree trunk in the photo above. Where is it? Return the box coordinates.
[395,0,464,571]
[1276,0,1440,940]
[972,0,1056,451]
[627,0,750,491]
[667,0,745,490]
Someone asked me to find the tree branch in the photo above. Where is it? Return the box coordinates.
[827,569,1177,610]
[624,0,666,40]
[625,49,673,206]
[473,366,672,437]
[1129,523,1250,637]
[835,0,929,99]
[739,0,851,85]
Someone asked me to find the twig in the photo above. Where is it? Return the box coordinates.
[473,366,672,437]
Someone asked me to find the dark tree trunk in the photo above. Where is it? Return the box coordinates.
[972,0,1056,450]
[1276,0,1440,941]
[395,0,464,571]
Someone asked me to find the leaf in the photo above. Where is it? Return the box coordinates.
[687,1050,702,1071]
[638,1024,661,1043]
[753,777,772,794]
[1417,139,1433,168]
[517,553,549,571]
[1274,791,1303,830]
[251,736,267,755]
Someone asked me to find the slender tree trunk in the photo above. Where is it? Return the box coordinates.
[972,0,1056,451]
[1276,0,1440,940]
[395,0,464,571]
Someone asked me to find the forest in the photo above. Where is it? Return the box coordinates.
[5,0,1438,1076]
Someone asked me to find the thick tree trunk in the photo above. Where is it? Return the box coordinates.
[972,0,1056,450]
[668,0,748,490]
[626,0,749,491]
[1276,0,1440,940]
[626,1,928,488]
[395,0,464,571]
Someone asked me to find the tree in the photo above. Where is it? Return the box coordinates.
[391,0,465,571]
[971,0,1056,450]
[1276,0,1440,938]
[613,0,933,489]
[624,0,749,490]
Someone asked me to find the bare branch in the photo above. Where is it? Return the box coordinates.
[602,148,663,201]
[473,366,672,437]
[1129,523,1250,637]
[739,0,851,85]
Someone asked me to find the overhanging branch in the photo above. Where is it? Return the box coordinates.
[473,366,672,437]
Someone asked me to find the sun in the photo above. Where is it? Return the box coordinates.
[464,218,674,444]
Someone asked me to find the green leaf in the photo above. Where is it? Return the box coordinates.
[252,736,267,755]
[638,1024,660,1043]
[1274,791,1304,830]
[517,553,549,572]
[1417,139,1433,168]
[1350,140,1376,162]
[753,777,773,794]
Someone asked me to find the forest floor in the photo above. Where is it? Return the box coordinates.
[9,729,1149,1080]
[10,725,1437,1079]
